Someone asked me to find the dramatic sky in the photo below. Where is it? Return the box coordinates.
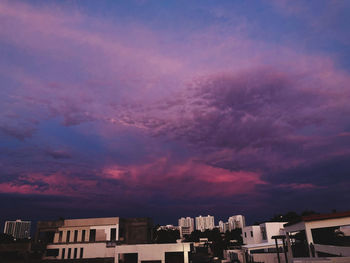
[1,0,350,227]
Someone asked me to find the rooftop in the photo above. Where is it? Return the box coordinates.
[284,211,350,227]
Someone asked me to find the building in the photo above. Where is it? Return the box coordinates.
[242,222,285,246]
[4,219,31,239]
[178,217,194,237]
[115,243,191,263]
[228,215,245,230]
[195,215,215,232]
[284,211,350,259]
[157,225,179,231]
[218,220,229,233]
[241,222,286,263]
[37,217,152,261]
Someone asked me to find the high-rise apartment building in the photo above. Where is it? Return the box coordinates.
[218,220,229,233]
[195,215,215,232]
[178,217,194,237]
[228,215,245,230]
[4,219,31,239]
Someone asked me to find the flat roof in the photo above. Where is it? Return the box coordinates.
[284,211,350,227]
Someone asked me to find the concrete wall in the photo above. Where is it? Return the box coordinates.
[115,243,191,263]
[293,257,350,263]
[262,222,285,243]
[64,217,119,227]
[44,242,115,260]
[243,226,262,245]
[252,253,287,263]
[53,218,119,243]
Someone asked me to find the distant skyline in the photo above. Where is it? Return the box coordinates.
[1,0,350,226]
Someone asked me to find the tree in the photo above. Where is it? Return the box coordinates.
[0,233,14,243]
[153,229,180,243]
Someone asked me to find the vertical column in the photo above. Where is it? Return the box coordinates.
[305,226,315,257]
[184,251,189,263]
[285,232,294,263]
[275,238,281,263]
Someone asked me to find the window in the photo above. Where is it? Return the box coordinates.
[74,248,77,259]
[61,248,65,259]
[46,249,59,257]
[250,231,253,237]
[89,229,96,242]
[110,228,116,241]
[82,230,86,242]
[58,231,63,242]
[261,227,267,240]
[74,230,78,242]
[80,247,84,258]
[67,248,71,259]
[244,232,247,238]
[66,231,70,243]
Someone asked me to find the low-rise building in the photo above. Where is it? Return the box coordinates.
[37,217,152,261]
[284,211,350,259]
[115,243,191,263]
[158,225,179,231]
[242,222,285,246]
[242,222,286,263]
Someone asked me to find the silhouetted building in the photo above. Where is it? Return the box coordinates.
[4,219,31,239]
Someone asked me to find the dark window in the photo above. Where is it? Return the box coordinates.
[110,228,116,241]
[89,229,96,242]
[80,247,84,258]
[74,230,78,242]
[67,248,71,259]
[82,230,86,242]
[250,231,253,237]
[39,231,55,243]
[165,252,184,263]
[59,231,63,242]
[261,227,267,240]
[61,248,65,259]
[66,231,70,243]
[123,253,138,263]
[244,232,247,238]
[46,249,59,257]
[74,247,77,259]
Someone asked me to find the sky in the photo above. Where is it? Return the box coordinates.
[1,0,350,228]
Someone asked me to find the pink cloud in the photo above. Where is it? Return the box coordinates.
[101,158,267,199]
[0,172,97,196]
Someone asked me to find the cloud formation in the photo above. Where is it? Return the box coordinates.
[1,0,350,223]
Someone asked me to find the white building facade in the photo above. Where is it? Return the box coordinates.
[242,222,285,246]
[178,217,194,237]
[115,243,191,263]
[195,215,215,232]
[4,219,31,239]
[43,217,119,260]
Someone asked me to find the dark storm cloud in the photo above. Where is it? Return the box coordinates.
[45,149,72,159]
